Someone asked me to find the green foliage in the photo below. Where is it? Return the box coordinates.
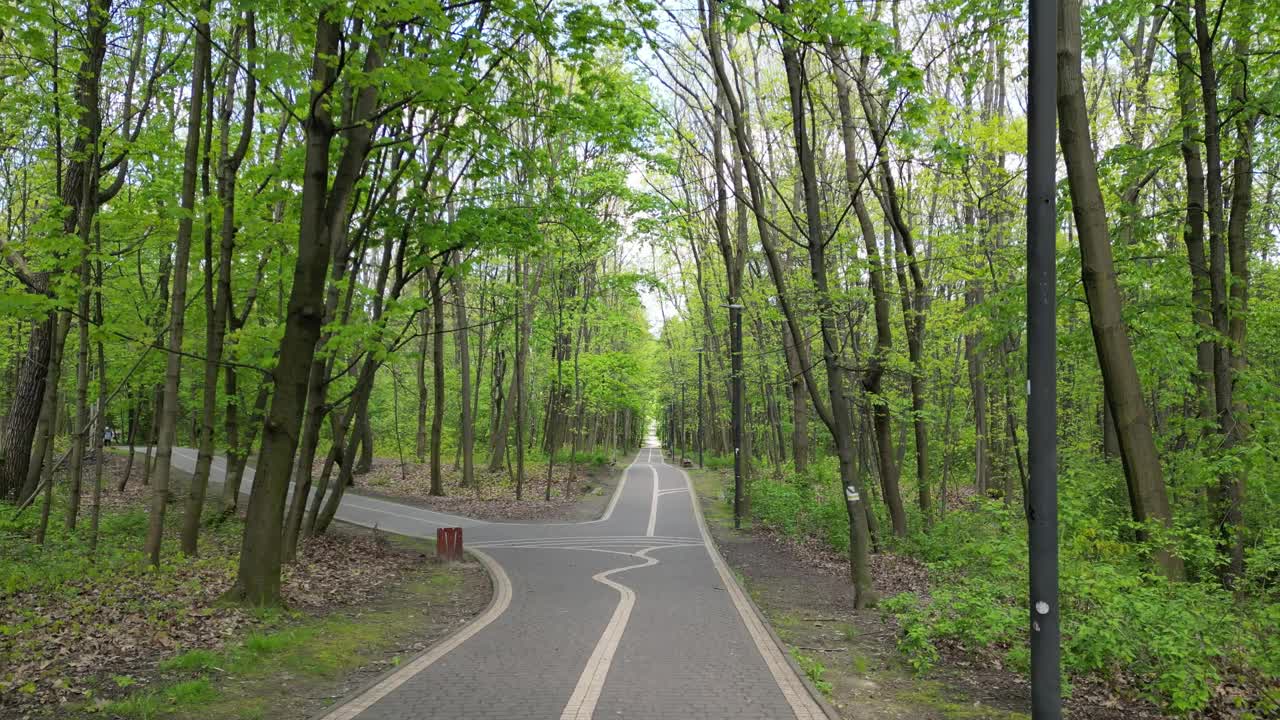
[881,504,1279,714]
[789,648,833,696]
[746,458,851,553]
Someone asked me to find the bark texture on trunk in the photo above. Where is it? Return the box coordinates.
[1058,0,1183,579]
[229,21,386,606]
[428,266,446,496]
[145,0,209,565]
[453,268,475,487]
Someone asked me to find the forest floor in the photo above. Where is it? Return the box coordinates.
[342,451,626,521]
[688,467,1168,720]
[0,453,492,720]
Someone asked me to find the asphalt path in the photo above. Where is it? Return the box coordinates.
[165,441,828,720]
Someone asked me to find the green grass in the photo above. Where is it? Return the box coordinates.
[687,468,739,527]
[158,649,220,673]
[789,648,833,697]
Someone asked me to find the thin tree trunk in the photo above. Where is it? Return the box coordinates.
[183,16,255,553]
[22,315,70,504]
[782,321,808,473]
[181,46,219,554]
[119,393,139,491]
[89,248,107,553]
[429,267,447,496]
[145,0,209,565]
[453,267,475,487]
[416,280,429,462]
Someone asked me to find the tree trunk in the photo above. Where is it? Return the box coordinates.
[355,401,374,474]
[21,315,70,504]
[228,21,385,606]
[1058,0,1183,579]
[964,283,992,495]
[181,46,220,555]
[1173,0,1215,438]
[145,0,209,565]
[826,43,907,536]
[429,266,447,496]
[89,250,107,553]
[66,265,92,530]
[0,0,110,502]
[453,267,475,487]
[119,393,139,492]
[777,24,874,605]
[782,321,808,473]
[416,280,430,463]
[183,17,255,553]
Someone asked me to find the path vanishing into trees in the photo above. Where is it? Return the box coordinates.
[165,441,829,720]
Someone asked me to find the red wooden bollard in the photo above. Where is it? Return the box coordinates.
[436,527,463,562]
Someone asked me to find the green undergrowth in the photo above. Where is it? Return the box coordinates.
[789,648,833,696]
[709,454,1279,716]
[0,497,243,597]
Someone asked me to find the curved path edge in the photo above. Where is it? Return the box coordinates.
[310,451,646,720]
[315,548,513,720]
[676,460,839,720]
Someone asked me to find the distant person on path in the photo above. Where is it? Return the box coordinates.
[103,425,115,446]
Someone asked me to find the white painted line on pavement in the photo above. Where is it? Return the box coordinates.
[559,547,662,720]
[319,548,512,720]
[646,466,659,537]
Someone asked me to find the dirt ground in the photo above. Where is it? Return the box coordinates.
[0,453,494,719]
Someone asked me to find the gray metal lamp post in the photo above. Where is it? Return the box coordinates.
[725,303,744,530]
[1027,0,1059,715]
[695,348,705,469]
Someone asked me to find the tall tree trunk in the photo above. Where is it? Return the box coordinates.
[181,44,219,554]
[964,283,992,495]
[416,279,430,462]
[1217,36,1255,586]
[66,260,92,530]
[89,246,107,553]
[776,21,874,604]
[228,21,385,606]
[828,43,907,536]
[145,0,209,565]
[705,0,873,603]
[429,266,447,496]
[1058,0,1183,579]
[1193,0,1252,587]
[183,15,256,553]
[1174,0,1215,438]
[0,2,109,502]
[782,321,808,473]
[863,70,930,527]
[453,267,475,487]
